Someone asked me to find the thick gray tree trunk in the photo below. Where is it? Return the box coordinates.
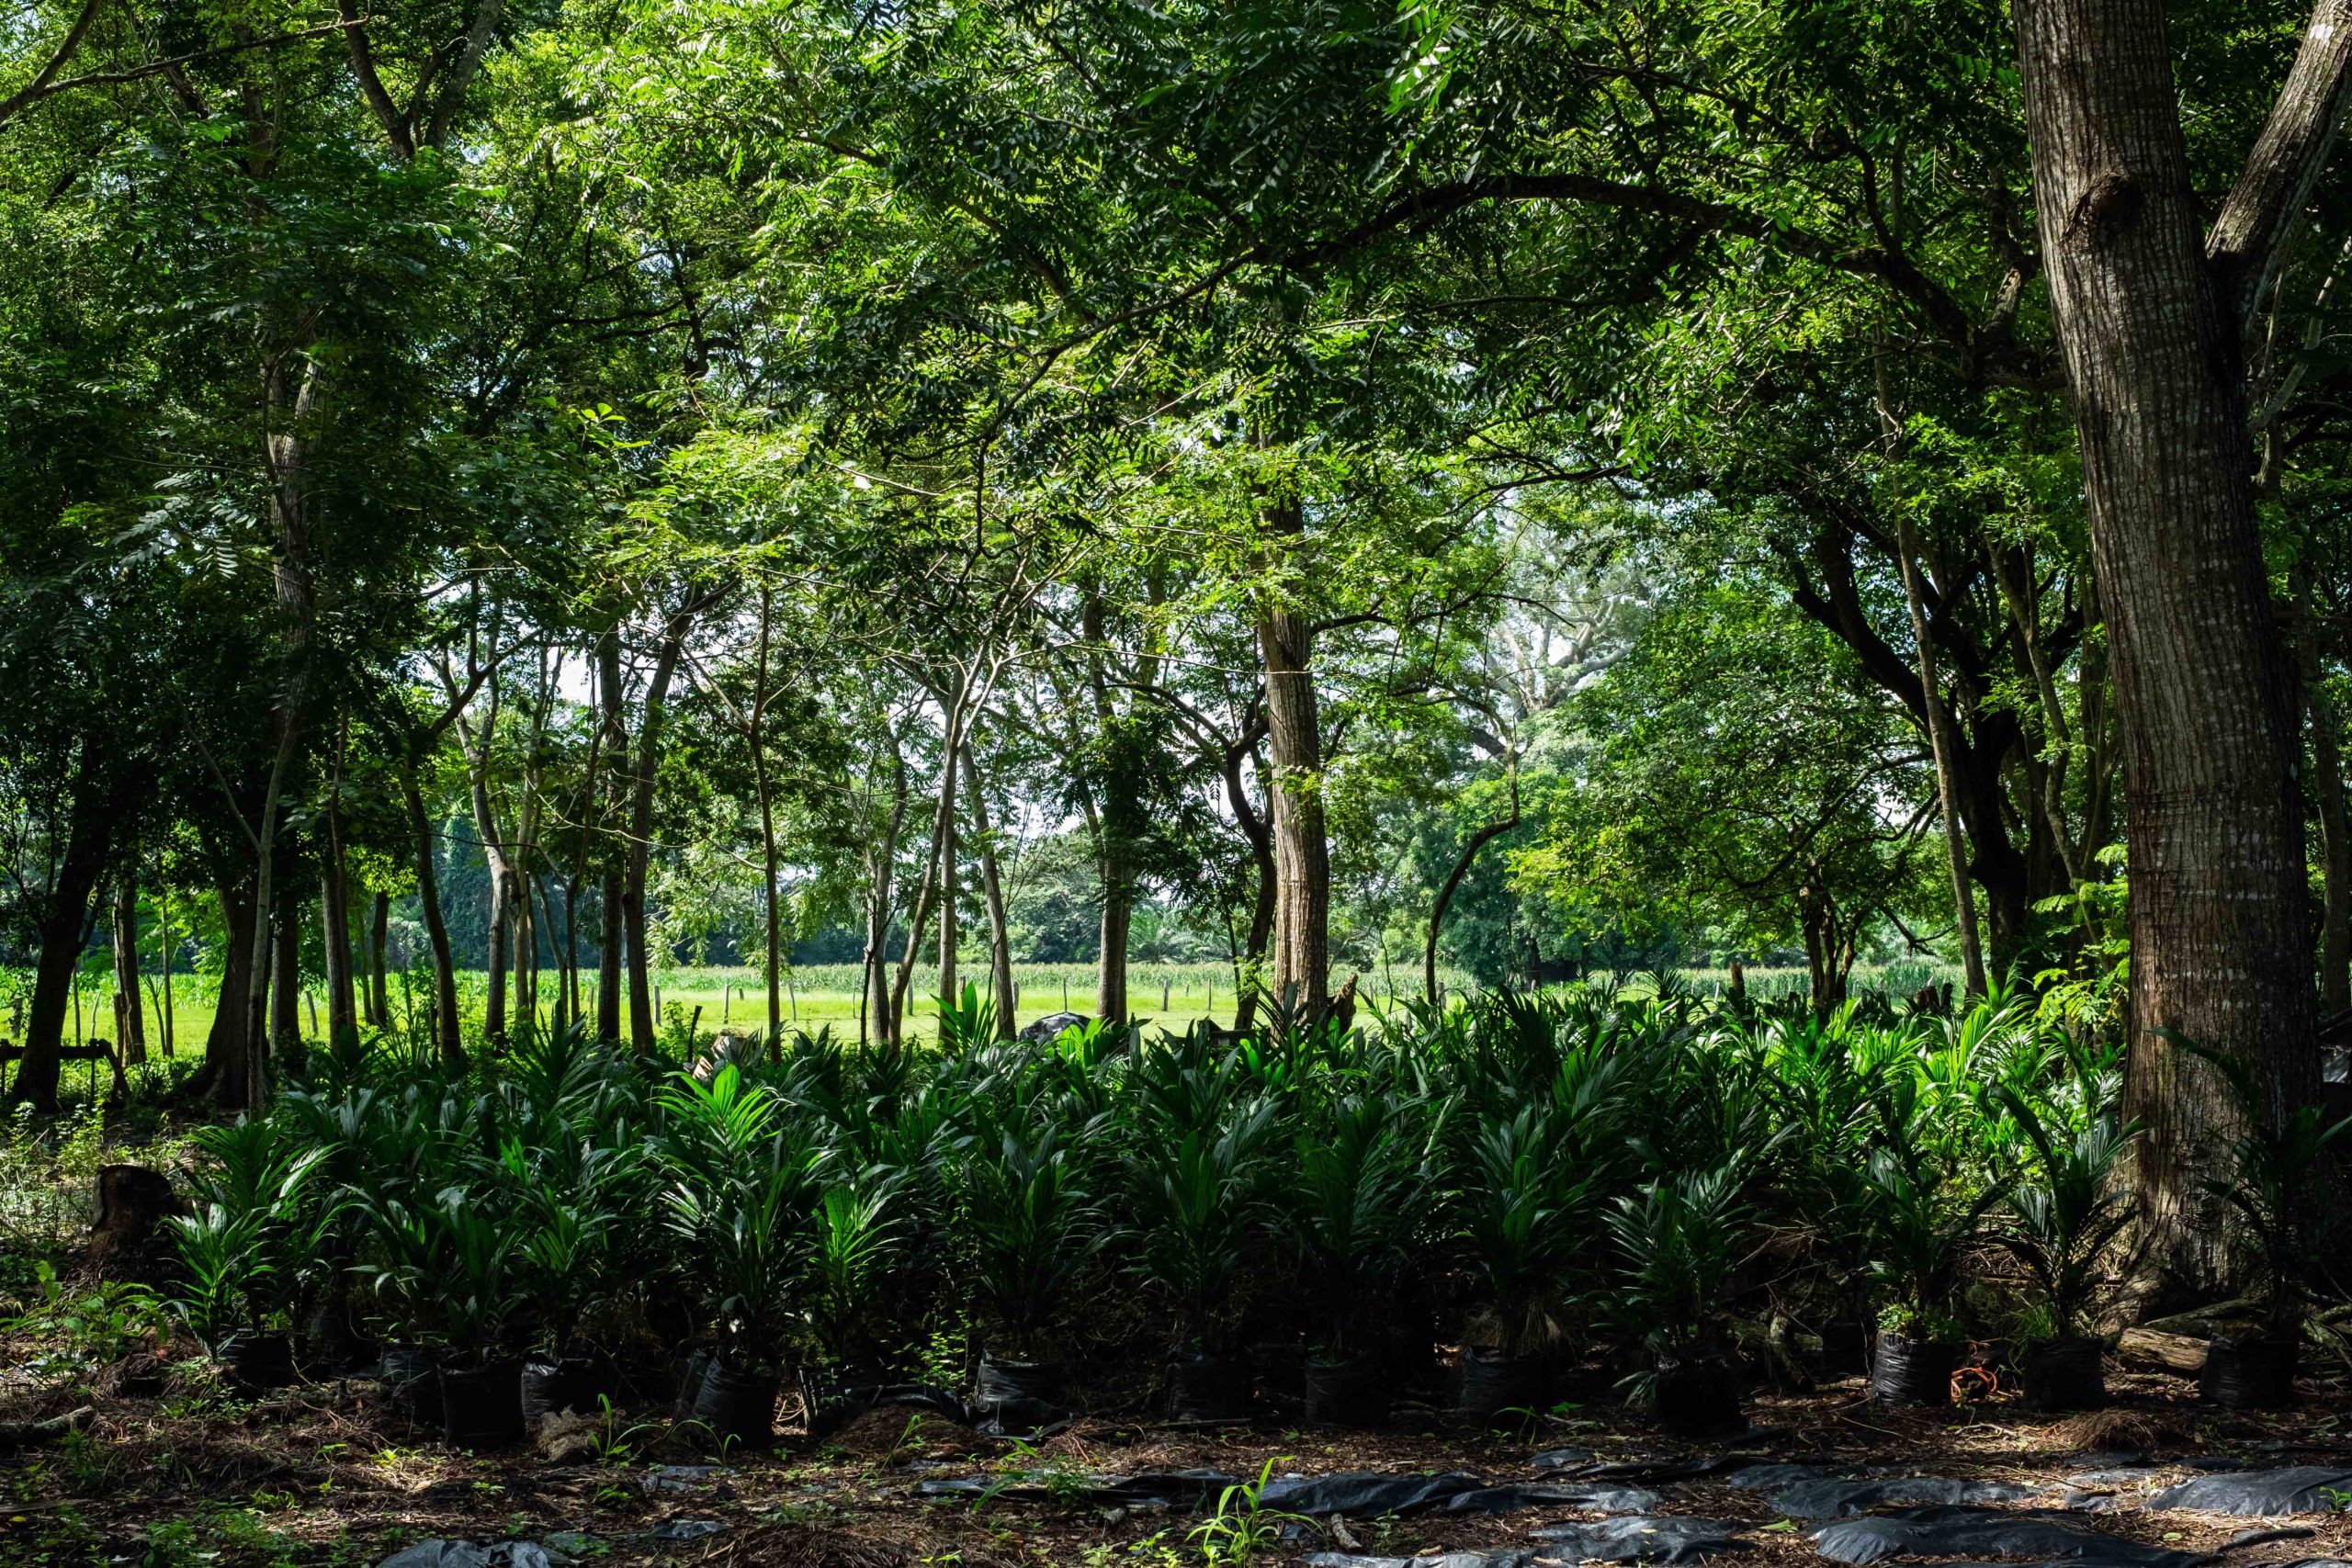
[1256,594,1330,1017]
[2013,0,2352,1292]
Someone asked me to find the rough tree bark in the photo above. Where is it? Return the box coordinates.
[319,724,356,1045]
[112,873,145,1067]
[962,742,1020,1039]
[239,353,323,1111]
[1222,719,1277,1034]
[625,594,708,1050]
[268,885,300,1056]
[7,740,131,1111]
[1895,511,1989,999]
[862,751,909,1048]
[750,585,784,1043]
[2012,0,2352,1292]
[1255,565,1331,1015]
[198,879,255,1106]
[398,754,465,1068]
[2295,560,2352,1013]
[366,891,390,1029]
[594,626,627,1043]
[457,659,512,1050]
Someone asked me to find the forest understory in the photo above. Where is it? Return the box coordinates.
[6,1301,2350,1568]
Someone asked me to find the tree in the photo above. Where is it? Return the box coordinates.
[2004,0,2352,1292]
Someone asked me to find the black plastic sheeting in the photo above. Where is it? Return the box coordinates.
[1307,1555,1535,1568]
[1770,1477,2041,1518]
[2222,1528,2318,1551]
[1444,1483,1665,1516]
[1530,1447,1598,1472]
[912,1468,1660,1517]
[1566,1456,1774,1484]
[1808,1507,2210,1568]
[376,1544,569,1568]
[1261,1471,1488,1515]
[1525,1515,1753,1562]
[1722,1463,1839,1489]
[2147,1470,2352,1516]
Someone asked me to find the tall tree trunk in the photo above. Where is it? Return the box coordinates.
[112,871,145,1066]
[242,355,322,1112]
[511,884,535,1033]
[1878,346,1989,998]
[1896,513,1990,998]
[269,879,300,1055]
[752,584,784,1044]
[7,744,126,1111]
[1222,725,1276,1033]
[2013,0,2345,1292]
[626,600,699,1050]
[321,727,357,1044]
[320,861,355,1046]
[201,878,255,1107]
[595,626,627,1044]
[1989,539,2086,887]
[465,728,512,1050]
[1095,801,1133,1023]
[1256,592,1330,1016]
[863,755,909,1047]
[2297,562,2352,1013]
[367,890,390,1029]
[962,743,1019,1038]
[399,753,466,1068]
[1082,592,1136,1023]
[158,885,175,1056]
[891,685,969,1037]
[559,876,580,1032]
[937,770,959,1012]
[1425,797,1520,1008]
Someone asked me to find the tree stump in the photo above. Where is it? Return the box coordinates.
[88,1164,185,1283]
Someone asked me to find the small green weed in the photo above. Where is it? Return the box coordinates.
[1189,1457,1302,1567]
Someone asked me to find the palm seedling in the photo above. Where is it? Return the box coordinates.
[1286,1090,1442,1424]
[1860,1071,2007,1404]
[956,1118,1103,1368]
[1761,1016,1899,1365]
[656,1065,821,1361]
[807,1170,906,1382]
[1458,1105,1580,1363]
[1606,1157,1753,1435]
[2162,1031,2351,1405]
[165,1117,336,1387]
[1987,1085,2139,1409]
[1124,1045,1279,1416]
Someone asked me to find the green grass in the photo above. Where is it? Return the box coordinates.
[6,957,1955,1065]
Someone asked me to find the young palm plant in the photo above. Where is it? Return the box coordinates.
[1125,1049,1279,1418]
[1287,1090,1441,1426]
[1454,1103,1586,1417]
[1607,1157,1753,1436]
[1862,1072,2007,1405]
[807,1171,906,1384]
[957,1116,1104,1423]
[166,1117,336,1389]
[1987,1086,2138,1410]
[656,1065,821,1444]
[2162,1031,2351,1407]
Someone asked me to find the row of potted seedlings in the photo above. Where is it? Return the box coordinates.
[155,999,2346,1449]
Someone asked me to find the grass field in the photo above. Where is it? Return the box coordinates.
[6,956,1951,1060]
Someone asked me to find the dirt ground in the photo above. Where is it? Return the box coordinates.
[6,1336,2352,1568]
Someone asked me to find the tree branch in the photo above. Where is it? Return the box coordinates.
[2210,0,2352,334]
[0,0,107,130]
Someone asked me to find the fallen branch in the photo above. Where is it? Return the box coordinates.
[0,1405,96,1452]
